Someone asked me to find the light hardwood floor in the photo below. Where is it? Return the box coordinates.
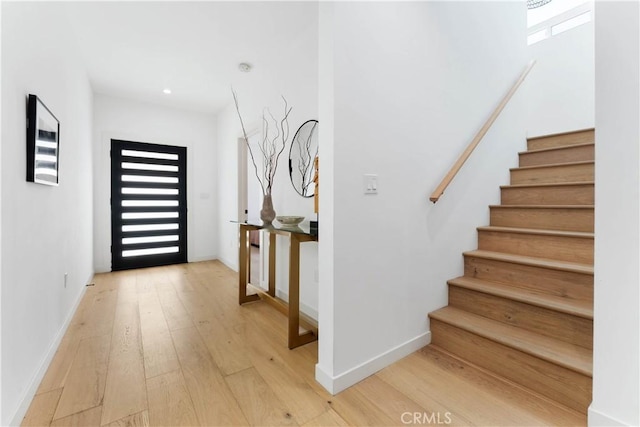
[22,261,586,426]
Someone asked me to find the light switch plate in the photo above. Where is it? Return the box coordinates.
[364,174,378,194]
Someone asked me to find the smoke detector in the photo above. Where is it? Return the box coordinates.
[238,63,252,73]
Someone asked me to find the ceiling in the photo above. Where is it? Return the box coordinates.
[62,1,318,114]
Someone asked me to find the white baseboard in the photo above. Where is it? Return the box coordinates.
[218,256,238,272]
[315,363,335,394]
[9,280,88,426]
[275,289,318,321]
[314,331,431,395]
[188,254,217,263]
[94,263,110,274]
[588,406,630,426]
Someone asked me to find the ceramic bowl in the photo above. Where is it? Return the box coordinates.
[276,216,304,226]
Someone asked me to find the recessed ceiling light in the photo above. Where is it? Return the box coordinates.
[238,63,252,73]
[163,88,172,94]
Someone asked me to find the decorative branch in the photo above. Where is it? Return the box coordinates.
[232,89,292,196]
[300,121,318,195]
[270,96,291,193]
[232,89,265,192]
[292,121,318,197]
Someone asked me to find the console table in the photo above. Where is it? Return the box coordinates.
[235,221,318,349]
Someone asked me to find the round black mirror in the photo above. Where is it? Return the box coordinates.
[288,120,318,198]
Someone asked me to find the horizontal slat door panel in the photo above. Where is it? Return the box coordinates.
[112,139,187,271]
[120,194,180,201]
[120,156,179,166]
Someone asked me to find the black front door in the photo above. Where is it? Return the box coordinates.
[111,139,187,270]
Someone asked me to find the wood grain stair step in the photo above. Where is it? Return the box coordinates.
[490,205,594,232]
[464,250,593,275]
[476,226,593,264]
[500,182,594,205]
[447,276,593,319]
[413,345,588,426]
[510,161,594,185]
[477,226,593,240]
[429,307,592,377]
[448,278,593,349]
[464,250,593,303]
[429,307,592,413]
[519,143,594,167]
[527,128,594,151]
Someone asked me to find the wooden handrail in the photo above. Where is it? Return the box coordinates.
[429,60,536,203]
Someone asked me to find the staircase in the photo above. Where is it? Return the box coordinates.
[429,128,594,414]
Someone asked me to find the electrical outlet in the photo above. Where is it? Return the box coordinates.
[64,272,68,288]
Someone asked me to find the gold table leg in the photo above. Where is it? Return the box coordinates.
[239,224,260,304]
[288,233,317,349]
[268,233,276,297]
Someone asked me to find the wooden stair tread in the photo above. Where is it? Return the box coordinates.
[501,181,594,189]
[527,128,595,142]
[510,160,594,172]
[464,250,593,275]
[447,276,593,319]
[520,142,594,155]
[429,307,592,376]
[527,129,595,151]
[477,226,594,239]
[490,204,594,209]
[416,345,589,425]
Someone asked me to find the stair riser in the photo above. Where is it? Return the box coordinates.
[477,230,593,264]
[519,144,594,167]
[501,184,594,205]
[430,319,592,414]
[464,255,593,302]
[528,130,594,151]
[510,163,594,185]
[449,287,593,349]
[490,207,594,232]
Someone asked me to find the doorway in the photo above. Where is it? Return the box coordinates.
[111,139,187,270]
[239,132,266,286]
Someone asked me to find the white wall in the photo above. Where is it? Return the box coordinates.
[526,18,595,136]
[317,0,335,384]
[1,3,94,424]
[316,1,528,393]
[216,2,319,317]
[93,95,217,272]
[0,1,4,422]
[217,104,243,269]
[590,2,640,426]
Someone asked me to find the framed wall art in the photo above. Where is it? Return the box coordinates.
[27,94,60,186]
